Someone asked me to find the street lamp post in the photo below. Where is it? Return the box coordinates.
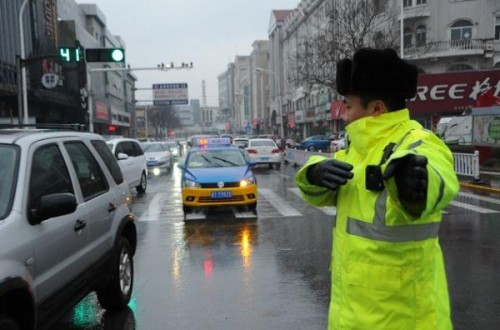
[19,0,30,125]
[256,67,284,138]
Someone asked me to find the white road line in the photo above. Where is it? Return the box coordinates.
[288,188,337,216]
[458,192,500,205]
[234,211,258,219]
[138,194,163,221]
[449,201,499,214]
[184,213,206,220]
[278,173,291,179]
[258,188,303,217]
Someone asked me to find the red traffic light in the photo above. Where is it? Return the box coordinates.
[108,125,116,132]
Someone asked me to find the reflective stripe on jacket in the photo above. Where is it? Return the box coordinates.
[295,109,459,330]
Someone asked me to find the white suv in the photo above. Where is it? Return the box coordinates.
[107,138,148,193]
[0,128,137,329]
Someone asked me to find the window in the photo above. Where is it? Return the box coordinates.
[29,145,74,216]
[403,0,412,7]
[0,146,18,220]
[416,0,426,4]
[450,20,473,41]
[447,64,474,72]
[64,142,108,200]
[132,142,144,156]
[404,27,413,48]
[116,141,135,157]
[373,0,386,14]
[92,140,124,184]
[416,25,426,46]
[495,17,500,40]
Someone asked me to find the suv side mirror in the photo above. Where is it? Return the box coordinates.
[31,193,77,224]
[117,152,128,160]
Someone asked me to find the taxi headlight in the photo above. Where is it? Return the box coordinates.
[183,179,201,188]
[240,177,256,187]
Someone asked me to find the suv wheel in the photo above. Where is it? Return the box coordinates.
[97,238,134,311]
[0,315,20,330]
[308,146,315,151]
[136,172,147,193]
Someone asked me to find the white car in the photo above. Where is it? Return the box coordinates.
[143,142,173,175]
[233,138,249,149]
[107,138,148,193]
[245,138,282,170]
[164,140,180,158]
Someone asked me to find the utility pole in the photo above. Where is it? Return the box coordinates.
[19,0,30,125]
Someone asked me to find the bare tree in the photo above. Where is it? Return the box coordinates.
[290,0,400,90]
[148,105,182,138]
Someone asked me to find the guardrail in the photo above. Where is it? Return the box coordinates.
[284,148,481,181]
[453,150,480,181]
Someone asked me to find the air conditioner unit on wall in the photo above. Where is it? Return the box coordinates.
[485,40,494,51]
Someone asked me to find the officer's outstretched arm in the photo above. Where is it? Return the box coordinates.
[295,156,353,207]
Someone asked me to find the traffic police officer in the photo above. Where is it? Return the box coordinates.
[295,48,459,329]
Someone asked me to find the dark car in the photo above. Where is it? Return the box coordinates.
[298,135,333,151]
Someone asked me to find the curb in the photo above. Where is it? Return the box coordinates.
[460,181,500,194]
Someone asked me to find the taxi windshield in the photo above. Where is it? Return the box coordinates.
[187,149,246,168]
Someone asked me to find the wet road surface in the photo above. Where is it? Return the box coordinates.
[53,161,500,330]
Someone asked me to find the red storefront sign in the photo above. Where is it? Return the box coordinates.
[330,101,346,120]
[408,71,500,114]
[94,101,109,121]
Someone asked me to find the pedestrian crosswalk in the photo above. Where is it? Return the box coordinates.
[137,187,500,222]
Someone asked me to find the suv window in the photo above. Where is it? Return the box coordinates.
[0,145,19,220]
[92,140,124,184]
[29,145,74,217]
[64,142,109,200]
[132,141,144,156]
[117,142,135,157]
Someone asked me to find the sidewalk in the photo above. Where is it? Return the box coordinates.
[459,169,500,194]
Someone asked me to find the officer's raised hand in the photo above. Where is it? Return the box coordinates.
[383,155,428,217]
[306,159,354,190]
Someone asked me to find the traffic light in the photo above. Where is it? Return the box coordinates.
[108,125,117,132]
[85,48,125,63]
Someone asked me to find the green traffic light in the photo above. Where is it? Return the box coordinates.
[111,49,125,62]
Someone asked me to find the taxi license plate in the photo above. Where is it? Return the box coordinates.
[260,157,270,161]
[211,191,232,199]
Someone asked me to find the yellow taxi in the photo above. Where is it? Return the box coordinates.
[178,138,257,217]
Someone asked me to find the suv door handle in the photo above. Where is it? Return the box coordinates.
[74,219,86,231]
[108,203,117,212]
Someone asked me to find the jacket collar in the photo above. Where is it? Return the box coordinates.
[345,109,410,155]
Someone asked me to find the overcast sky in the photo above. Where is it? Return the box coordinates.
[78,0,300,106]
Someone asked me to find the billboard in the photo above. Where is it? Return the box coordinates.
[152,83,188,105]
[408,70,500,114]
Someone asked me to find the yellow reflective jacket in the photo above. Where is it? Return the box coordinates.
[295,109,459,330]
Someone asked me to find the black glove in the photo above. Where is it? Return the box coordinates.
[383,155,428,217]
[306,159,354,190]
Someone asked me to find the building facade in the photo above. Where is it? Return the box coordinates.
[0,1,135,133]
[250,40,271,134]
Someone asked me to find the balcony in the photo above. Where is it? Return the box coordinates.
[404,39,494,60]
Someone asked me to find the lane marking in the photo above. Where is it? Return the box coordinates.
[288,188,337,216]
[258,188,303,217]
[138,194,163,221]
[458,192,500,206]
[449,201,499,214]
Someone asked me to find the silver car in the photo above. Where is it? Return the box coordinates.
[0,128,137,329]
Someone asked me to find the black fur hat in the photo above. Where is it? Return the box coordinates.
[336,48,418,99]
